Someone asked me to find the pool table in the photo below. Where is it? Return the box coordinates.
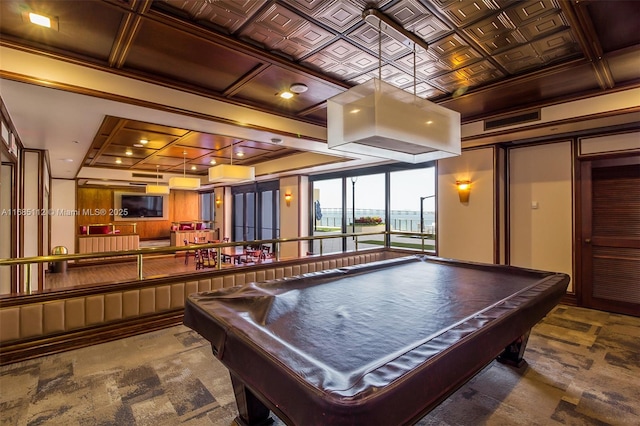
[184,255,569,425]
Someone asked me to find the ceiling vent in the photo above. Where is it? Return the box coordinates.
[484,109,541,131]
[132,172,159,178]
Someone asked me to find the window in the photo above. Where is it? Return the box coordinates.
[200,192,214,224]
[348,173,385,250]
[390,168,436,251]
[311,164,436,253]
[311,178,343,254]
[232,181,279,244]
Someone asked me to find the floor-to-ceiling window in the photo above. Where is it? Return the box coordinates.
[389,167,436,251]
[310,163,436,254]
[200,192,214,227]
[232,181,279,244]
[311,178,343,254]
[347,173,385,251]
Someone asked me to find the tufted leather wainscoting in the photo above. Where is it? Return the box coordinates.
[78,234,140,254]
[0,250,399,364]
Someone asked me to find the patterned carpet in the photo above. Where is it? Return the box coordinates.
[1,305,639,425]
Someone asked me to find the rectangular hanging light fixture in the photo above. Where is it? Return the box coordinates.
[145,184,170,194]
[327,9,461,163]
[208,143,255,184]
[327,79,460,163]
[169,151,201,190]
[168,176,201,190]
[147,165,171,194]
[208,164,255,183]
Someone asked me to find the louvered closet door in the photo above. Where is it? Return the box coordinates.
[581,156,640,316]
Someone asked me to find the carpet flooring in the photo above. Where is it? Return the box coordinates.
[1,305,639,425]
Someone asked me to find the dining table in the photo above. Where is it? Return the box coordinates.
[220,247,249,264]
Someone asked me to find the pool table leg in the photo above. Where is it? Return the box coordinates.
[230,373,274,426]
[497,330,531,368]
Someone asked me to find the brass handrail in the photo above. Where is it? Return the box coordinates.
[0,231,434,266]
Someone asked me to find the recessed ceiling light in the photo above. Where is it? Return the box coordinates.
[125,150,133,156]
[60,158,73,162]
[236,151,245,157]
[24,11,58,30]
[29,12,51,27]
[350,109,361,114]
[191,165,197,170]
[290,83,308,94]
[280,91,294,99]
[115,158,122,164]
[209,159,217,165]
[133,143,144,148]
[270,138,283,144]
[140,138,149,144]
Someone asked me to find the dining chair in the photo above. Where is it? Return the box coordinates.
[183,239,191,265]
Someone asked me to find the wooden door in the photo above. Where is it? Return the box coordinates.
[580,155,640,316]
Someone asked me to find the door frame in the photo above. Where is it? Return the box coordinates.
[575,153,640,313]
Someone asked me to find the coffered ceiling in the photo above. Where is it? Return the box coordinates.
[1,0,639,181]
[85,116,310,175]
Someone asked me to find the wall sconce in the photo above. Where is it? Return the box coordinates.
[456,180,471,203]
[215,197,222,208]
[284,192,292,206]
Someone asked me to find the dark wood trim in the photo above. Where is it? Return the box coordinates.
[462,104,640,144]
[1,98,23,292]
[569,139,578,298]
[0,310,184,366]
[440,59,584,115]
[0,69,327,144]
[131,130,198,170]
[17,149,48,291]
[222,63,271,97]
[108,0,152,68]
[504,147,511,266]
[561,293,578,307]
[143,1,350,91]
[577,129,640,158]
[574,149,640,312]
[561,0,615,90]
[297,102,328,117]
[493,146,508,264]
[572,138,583,306]
[37,150,44,291]
[493,145,505,265]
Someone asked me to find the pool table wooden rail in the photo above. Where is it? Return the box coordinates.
[184,255,570,426]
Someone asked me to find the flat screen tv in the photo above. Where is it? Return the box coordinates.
[118,194,166,219]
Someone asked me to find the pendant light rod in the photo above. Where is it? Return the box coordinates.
[363,8,429,54]
[182,151,186,176]
[378,18,382,81]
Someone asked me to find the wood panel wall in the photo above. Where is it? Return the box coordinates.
[76,187,199,240]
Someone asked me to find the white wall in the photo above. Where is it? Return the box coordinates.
[280,175,301,259]
[509,142,574,290]
[438,147,496,263]
[50,179,77,254]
